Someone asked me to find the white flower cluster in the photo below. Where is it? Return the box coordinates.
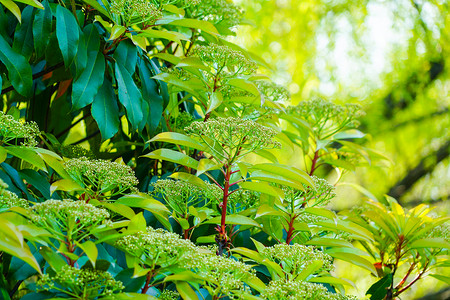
[116,227,198,268]
[0,179,28,209]
[65,157,138,197]
[29,199,110,228]
[152,179,222,215]
[37,265,124,298]
[0,111,39,147]
[192,44,256,77]
[111,0,162,24]
[262,244,333,277]
[185,117,281,161]
[289,99,364,139]
[187,253,256,298]
[280,175,336,208]
[262,279,357,300]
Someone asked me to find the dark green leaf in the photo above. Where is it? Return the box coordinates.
[91,78,120,140]
[115,62,144,130]
[56,5,79,68]
[33,0,52,59]
[0,34,32,96]
[12,6,34,61]
[114,40,137,74]
[366,274,393,300]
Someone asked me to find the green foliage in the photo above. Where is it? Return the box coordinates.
[0,0,447,299]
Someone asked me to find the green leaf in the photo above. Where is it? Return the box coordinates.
[142,148,199,169]
[306,237,354,248]
[366,274,393,300]
[175,282,198,300]
[255,204,285,218]
[138,28,185,44]
[33,0,52,58]
[169,172,208,188]
[114,41,137,74]
[166,18,219,35]
[0,218,42,274]
[409,238,450,249]
[152,53,181,65]
[91,78,120,140]
[13,0,43,9]
[250,163,314,188]
[0,0,21,23]
[295,260,323,281]
[40,246,66,272]
[429,274,450,285]
[50,179,84,194]
[309,276,355,287]
[81,0,110,18]
[241,182,284,199]
[232,247,264,262]
[109,24,126,40]
[77,240,98,267]
[0,34,32,96]
[56,5,80,68]
[98,202,135,220]
[0,147,6,163]
[115,62,144,130]
[104,293,157,300]
[71,51,105,109]
[248,170,305,191]
[206,91,223,114]
[148,132,206,151]
[127,212,147,232]
[12,6,34,61]
[5,147,47,171]
[196,158,222,176]
[329,252,377,276]
[204,214,261,228]
[303,207,336,221]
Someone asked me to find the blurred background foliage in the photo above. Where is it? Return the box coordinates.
[233,0,449,298]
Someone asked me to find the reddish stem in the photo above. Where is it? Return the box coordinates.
[309,150,319,176]
[141,271,152,294]
[285,214,297,244]
[220,166,231,235]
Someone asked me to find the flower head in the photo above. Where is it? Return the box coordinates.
[116,226,198,269]
[0,179,28,210]
[37,265,124,298]
[187,253,256,298]
[261,244,333,278]
[54,144,95,159]
[111,0,162,25]
[158,290,180,300]
[262,279,357,300]
[64,157,138,198]
[185,117,280,162]
[288,99,364,139]
[152,179,222,215]
[192,0,244,26]
[192,44,256,77]
[29,199,110,232]
[0,111,39,147]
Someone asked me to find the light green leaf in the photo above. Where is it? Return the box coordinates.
[295,260,323,281]
[109,24,126,40]
[167,18,219,35]
[6,146,47,171]
[306,237,354,248]
[303,207,336,221]
[206,91,223,114]
[175,282,198,300]
[14,0,43,9]
[138,28,185,44]
[241,182,284,199]
[50,179,84,194]
[250,163,314,187]
[409,238,450,249]
[329,252,377,276]
[142,148,199,169]
[0,0,21,22]
[169,172,208,188]
[429,274,450,285]
[309,276,355,287]
[40,246,65,272]
[232,247,264,262]
[204,214,261,228]
[196,158,223,176]
[148,132,206,151]
[77,240,98,267]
